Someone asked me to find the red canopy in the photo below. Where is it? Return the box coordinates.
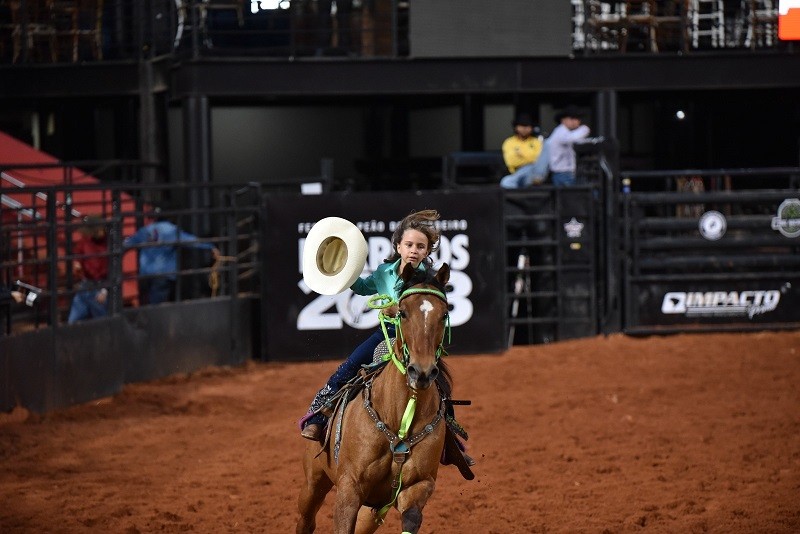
[1,131,140,304]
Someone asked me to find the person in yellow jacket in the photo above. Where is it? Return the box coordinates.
[500,113,548,189]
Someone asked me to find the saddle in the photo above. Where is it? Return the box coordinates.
[311,340,475,480]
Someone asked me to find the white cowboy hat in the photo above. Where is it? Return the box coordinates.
[302,217,368,295]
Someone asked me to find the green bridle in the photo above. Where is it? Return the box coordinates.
[368,287,451,375]
[366,286,452,525]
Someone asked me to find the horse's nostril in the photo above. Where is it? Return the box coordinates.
[407,364,420,381]
[429,366,439,381]
[407,363,438,389]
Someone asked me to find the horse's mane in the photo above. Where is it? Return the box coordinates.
[400,267,453,399]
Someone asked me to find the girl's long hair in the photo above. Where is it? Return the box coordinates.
[384,209,441,266]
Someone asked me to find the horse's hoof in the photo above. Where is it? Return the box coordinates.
[301,423,324,441]
[463,452,476,466]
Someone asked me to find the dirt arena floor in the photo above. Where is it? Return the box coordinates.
[1,331,799,533]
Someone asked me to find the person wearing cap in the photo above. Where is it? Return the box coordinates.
[67,216,110,324]
[499,112,548,189]
[548,105,591,187]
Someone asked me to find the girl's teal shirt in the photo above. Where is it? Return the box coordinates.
[349,259,427,299]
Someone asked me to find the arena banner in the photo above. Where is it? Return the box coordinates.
[631,279,800,328]
[263,190,506,361]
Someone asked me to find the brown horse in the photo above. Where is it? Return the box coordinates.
[297,263,454,534]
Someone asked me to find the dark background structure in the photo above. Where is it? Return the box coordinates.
[1,0,798,191]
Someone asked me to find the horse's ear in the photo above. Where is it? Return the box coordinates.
[435,263,450,286]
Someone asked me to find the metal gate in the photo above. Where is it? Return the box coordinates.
[498,142,800,345]
[503,185,600,346]
[620,169,800,334]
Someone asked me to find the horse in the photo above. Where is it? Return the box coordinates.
[297,263,454,534]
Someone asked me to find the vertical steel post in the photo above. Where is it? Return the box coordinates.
[109,188,123,316]
[46,190,59,327]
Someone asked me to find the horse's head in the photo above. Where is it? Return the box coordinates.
[394,263,451,391]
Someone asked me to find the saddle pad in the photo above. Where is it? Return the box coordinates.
[372,338,395,364]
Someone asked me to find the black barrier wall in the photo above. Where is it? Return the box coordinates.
[620,171,800,333]
[3,165,800,416]
[262,190,507,361]
[0,297,253,413]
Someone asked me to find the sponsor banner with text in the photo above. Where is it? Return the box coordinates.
[263,190,506,361]
[633,280,800,327]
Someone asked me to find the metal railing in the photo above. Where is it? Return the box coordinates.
[1,0,791,65]
[1,178,263,334]
[1,0,408,63]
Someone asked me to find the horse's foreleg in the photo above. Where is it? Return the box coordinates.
[332,477,364,534]
[354,506,381,534]
[296,464,333,534]
[397,480,436,534]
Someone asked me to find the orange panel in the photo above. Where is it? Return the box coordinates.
[779,8,800,40]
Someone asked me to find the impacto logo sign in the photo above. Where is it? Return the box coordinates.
[661,290,782,319]
[780,1,800,40]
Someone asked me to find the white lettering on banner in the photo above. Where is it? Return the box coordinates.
[355,220,386,233]
[299,219,469,235]
[337,293,377,329]
[432,234,470,270]
[297,233,474,330]
[661,290,782,319]
[445,269,473,326]
[297,279,343,329]
[296,282,379,330]
[298,220,388,235]
[298,238,305,274]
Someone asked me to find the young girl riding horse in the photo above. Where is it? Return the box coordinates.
[299,209,475,466]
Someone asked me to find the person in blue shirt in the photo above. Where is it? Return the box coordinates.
[124,211,219,305]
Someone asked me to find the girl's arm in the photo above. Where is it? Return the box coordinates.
[350,273,376,296]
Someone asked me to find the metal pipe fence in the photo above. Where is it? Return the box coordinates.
[1,178,262,334]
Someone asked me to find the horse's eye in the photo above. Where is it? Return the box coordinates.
[398,310,407,319]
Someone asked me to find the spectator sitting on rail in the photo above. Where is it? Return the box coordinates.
[124,208,219,306]
[68,216,110,324]
[547,105,591,187]
[499,113,549,189]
